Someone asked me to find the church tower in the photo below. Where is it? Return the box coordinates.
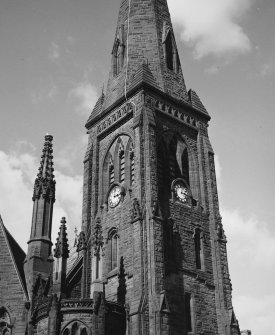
[81,0,240,334]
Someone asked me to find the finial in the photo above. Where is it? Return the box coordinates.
[54,217,69,259]
[32,135,55,201]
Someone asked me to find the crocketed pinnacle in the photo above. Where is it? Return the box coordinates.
[33,134,55,201]
[54,217,69,259]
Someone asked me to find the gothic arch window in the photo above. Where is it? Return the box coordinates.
[128,142,135,185]
[193,228,204,270]
[108,228,119,271]
[102,135,133,204]
[184,293,194,333]
[109,155,114,186]
[94,245,103,280]
[118,142,125,183]
[164,31,180,73]
[168,135,189,185]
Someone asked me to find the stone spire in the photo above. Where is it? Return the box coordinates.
[33,134,55,202]
[86,0,189,125]
[54,217,69,259]
[24,135,56,297]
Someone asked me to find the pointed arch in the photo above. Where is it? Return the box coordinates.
[80,329,88,335]
[109,155,114,186]
[125,138,134,186]
[61,320,90,335]
[157,130,200,201]
[71,322,78,335]
[184,292,194,333]
[101,133,134,204]
[118,141,125,183]
[107,227,119,272]
[163,30,180,73]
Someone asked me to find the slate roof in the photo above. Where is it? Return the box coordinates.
[0,216,28,297]
[128,62,161,92]
[86,93,105,126]
[188,89,209,116]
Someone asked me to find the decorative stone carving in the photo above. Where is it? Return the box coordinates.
[76,231,87,252]
[97,102,134,135]
[32,135,56,201]
[91,218,104,257]
[54,217,69,259]
[155,99,200,129]
[131,198,141,222]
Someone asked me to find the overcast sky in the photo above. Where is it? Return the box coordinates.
[0,0,274,333]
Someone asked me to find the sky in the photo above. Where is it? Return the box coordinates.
[0,0,274,333]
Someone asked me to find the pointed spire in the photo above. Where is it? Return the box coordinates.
[101,0,188,111]
[54,217,69,259]
[33,134,55,201]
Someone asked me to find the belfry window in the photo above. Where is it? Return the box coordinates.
[129,144,135,185]
[119,145,125,183]
[169,136,189,185]
[166,32,174,70]
[102,135,134,203]
[109,156,114,186]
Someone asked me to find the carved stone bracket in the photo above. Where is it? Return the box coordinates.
[76,231,87,252]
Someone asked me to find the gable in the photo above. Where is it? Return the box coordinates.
[0,216,28,300]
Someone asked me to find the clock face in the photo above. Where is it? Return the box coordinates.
[108,186,122,208]
[174,182,188,203]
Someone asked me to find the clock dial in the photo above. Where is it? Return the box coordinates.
[108,186,122,208]
[174,183,188,203]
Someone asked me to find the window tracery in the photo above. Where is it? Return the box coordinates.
[102,135,134,202]
[109,156,114,186]
[129,143,135,185]
[62,321,89,335]
[118,142,125,183]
